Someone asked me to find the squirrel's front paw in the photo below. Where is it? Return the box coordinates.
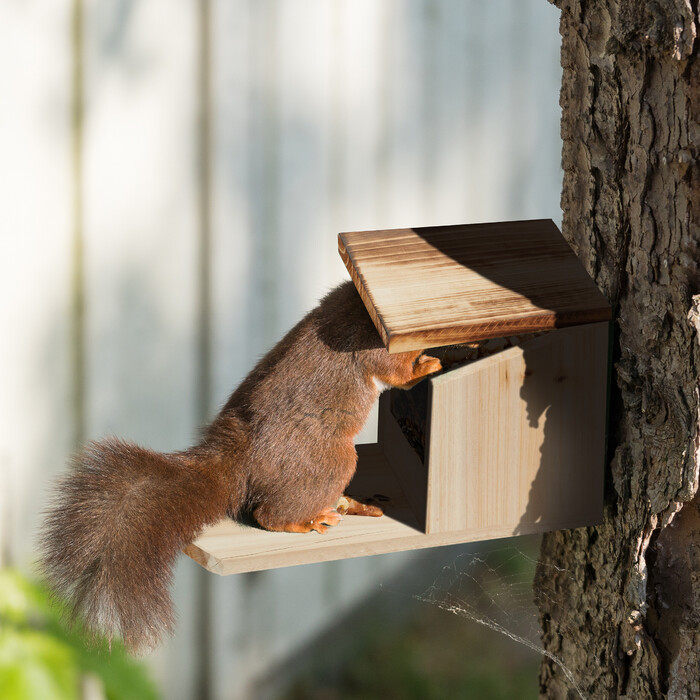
[415,353,442,376]
[397,354,442,389]
[336,495,383,517]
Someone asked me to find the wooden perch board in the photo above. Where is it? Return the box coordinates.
[184,443,596,576]
[338,219,612,353]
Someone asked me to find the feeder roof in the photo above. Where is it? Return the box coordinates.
[339,219,612,353]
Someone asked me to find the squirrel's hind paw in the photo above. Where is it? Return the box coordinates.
[256,507,342,534]
[313,508,342,531]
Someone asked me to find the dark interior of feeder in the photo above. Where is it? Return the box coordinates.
[389,333,544,463]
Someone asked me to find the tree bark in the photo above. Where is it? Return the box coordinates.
[537,1,699,698]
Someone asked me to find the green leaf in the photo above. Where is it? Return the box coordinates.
[0,627,79,700]
[0,570,48,626]
[0,569,160,700]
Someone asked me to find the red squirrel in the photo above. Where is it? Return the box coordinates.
[40,281,442,652]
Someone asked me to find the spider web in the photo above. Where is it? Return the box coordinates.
[405,544,587,700]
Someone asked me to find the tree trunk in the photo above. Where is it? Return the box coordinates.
[537,1,699,698]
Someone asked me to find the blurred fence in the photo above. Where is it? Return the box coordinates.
[0,1,562,698]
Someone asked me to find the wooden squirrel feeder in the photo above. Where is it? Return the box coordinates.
[185,219,611,575]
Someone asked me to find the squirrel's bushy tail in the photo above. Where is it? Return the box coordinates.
[40,438,228,652]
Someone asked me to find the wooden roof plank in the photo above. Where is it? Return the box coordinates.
[339,219,612,353]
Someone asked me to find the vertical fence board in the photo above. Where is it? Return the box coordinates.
[472,0,514,221]
[246,0,283,354]
[208,4,253,694]
[431,0,471,225]
[82,0,199,449]
[527,0,563,223]
[336,0,391,233]
[277,0,336,312]
[210,0,252,410]
[81,0,200,695]
[385,0,427,227]
[0,1,74,566]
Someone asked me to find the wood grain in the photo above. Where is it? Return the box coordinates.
[338,219,612,353]
[425,322,608,534]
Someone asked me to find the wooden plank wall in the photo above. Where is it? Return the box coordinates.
[0,2,75,567]
[0,1,562,698]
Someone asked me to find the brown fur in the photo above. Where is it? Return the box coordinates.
[40,282,441,652]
